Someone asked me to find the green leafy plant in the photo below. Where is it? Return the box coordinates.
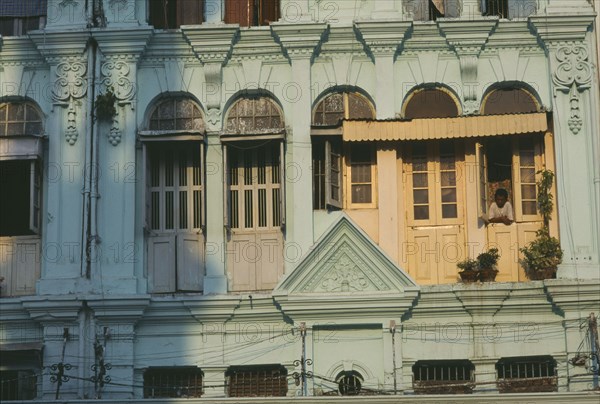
[457,258,478,272]
[95,88,117,121]
[477,247,500,269]
[537,169,554,228]
[520,228,563,273]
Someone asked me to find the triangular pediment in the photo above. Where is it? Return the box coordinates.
[275,214,418,295]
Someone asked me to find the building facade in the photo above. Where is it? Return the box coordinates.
[1,0,599,400]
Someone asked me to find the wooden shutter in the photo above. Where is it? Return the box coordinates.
[143,144,152,232]
[223,144,230,229]
[29,160,41,234]
[279,141,286,227]
[176,234,203,291]
[148,235,176,293]
[260,0,279,25]
[476,142,488,217]
[324,139,342,209]
[178,0,204,25]
[225,0,251,27]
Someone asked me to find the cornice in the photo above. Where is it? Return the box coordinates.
[143,31,197,61]
[544,280,600,315]
[181,25,239,65]
[530,14,595,44]
[21,296,83,323]
[271,22,328,60]
[0,299,31,322]
[320,25,365,55]
[93,27,153,60]
[485,20,541,49]
[438,18,497,55]
[453,286,511,318]
[28,31,89,61]
[402,24,449,53]
[180,295,243,323]
[0,36,46,65]
[354,19,411,56]
[86,295,151,323]
[230,28,286,62]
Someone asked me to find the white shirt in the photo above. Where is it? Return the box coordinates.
[488,201,514,221]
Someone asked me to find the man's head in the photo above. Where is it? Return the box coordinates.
[494,188,509,208]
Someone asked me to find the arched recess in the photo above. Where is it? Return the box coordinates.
[312,89,375,126]
[480,84,541,115]
[222,94,286,292]
[0,98,45,297]
[402,86,462,119]
[140,94,207,294]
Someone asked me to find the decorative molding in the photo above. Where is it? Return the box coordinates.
[52,60,87,102]
[318,254,372,292]
[65,102,78,145]
[551,43,592,135]
[93,29,153,59]
[101,60,136,103]
[354,20,411,57]
[108,111,122,146]
[271,22,328,61]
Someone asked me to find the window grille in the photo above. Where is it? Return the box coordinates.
[0,0,46,36]
[143,367,203,398]
[226,365,287,397]
[0,370,37,400]
[0,102,43,136]
[229,141,281,230]
[337,371,362,396]
[412,360,475,394]
[496,356,557,393]
[313,92,374,126]
[148,0,204,29]
[149,98,204,132]
[225,96,284,134]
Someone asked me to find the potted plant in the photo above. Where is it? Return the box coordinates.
[520,228,563,280]
[477,247,500,282]
[457,258,479,283]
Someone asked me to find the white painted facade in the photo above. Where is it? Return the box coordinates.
[1,0,599,400]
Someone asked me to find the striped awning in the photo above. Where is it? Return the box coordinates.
[342,113,548,142]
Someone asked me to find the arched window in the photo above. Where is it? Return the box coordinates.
[481,88,539,115]
[149,98,205,132]
[312,92,374,126]
[336,371,363,396]
[403,88,460,119]
[0,101,43,136]
[225,96,284,134]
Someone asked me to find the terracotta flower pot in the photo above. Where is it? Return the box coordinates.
[528,267,557,280]
[459,270,479,283]
[479,268,498,282]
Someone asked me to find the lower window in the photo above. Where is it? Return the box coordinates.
[143,367,203,398]
[0,370,37,400]
[496,356,557,393]
[412,360,475,394]
[226,365,287,397]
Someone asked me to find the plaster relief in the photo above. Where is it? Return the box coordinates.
[52,60,87,145]
[552,44,592,135]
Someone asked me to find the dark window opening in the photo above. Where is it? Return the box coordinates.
[312,92,374,127]
[496,356,557,393]
[143,367,203,398]
[0,370,37,400]
[412,360,475,394]
[0,102,43,137]
[349,143,374,204]
[0,160,39,237]
[337,371,363,396]
[226,365,287,397]
[404,89,459,119]
[225,0,280,27]
[148,0,204,29]
[486,138,512,183]
[0,0,47,36]
[482,88,539,115]
[483,0,509,17]
[482,0,537,19]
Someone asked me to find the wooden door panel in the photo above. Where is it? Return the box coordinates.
[228,234,256,291]
[407,229,437,284]
[177,234,204,291]
[438,229,464,284]
[148,235,176,293]
[256,232,284,290]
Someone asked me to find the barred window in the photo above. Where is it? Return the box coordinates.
[226,365,287,397]
[225,96,284,134]
[412,360,475,394]
[0,0,46,37]
[313,92,374,126]
[0,102,43,136]
[148,0,204,29]
[143,367,203,398]
[224,0,280,27]
[337,371,362,396]
[496,356,557,393]
[149,98,204,132]
[0,370,37,400]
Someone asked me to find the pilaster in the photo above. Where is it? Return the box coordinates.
[438,19,497,114]
[271,23,327,265]
[355,20,411,119]
[531,13,600,279]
